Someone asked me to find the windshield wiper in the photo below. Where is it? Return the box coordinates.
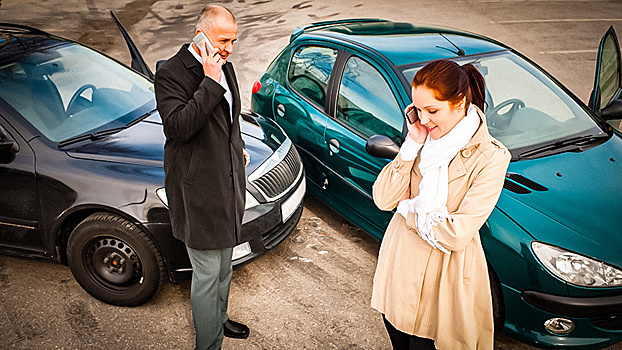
[57,109,155,148]
[437,33,465,56]
[514,134,608,160]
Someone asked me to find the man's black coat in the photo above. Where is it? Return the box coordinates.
[154,44,245,250]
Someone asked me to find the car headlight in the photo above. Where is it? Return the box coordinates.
[158,188,259,210]
[532,242,622,287]
[245,190,260,210]
[156,188,168,207]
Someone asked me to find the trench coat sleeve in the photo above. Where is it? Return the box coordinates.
[373,154,416,211]
[155,66,226,143]
[434,147,511,252]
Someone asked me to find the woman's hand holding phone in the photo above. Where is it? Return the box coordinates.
[404,104,427,144]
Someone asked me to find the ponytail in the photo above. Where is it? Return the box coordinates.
[462,64,486,112]
[412,59,487,112]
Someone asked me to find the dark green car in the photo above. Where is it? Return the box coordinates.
[251,19,622,349]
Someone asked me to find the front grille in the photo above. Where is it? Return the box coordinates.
[252,144,302,200]
[591,313,622,330]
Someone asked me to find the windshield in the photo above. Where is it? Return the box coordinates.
[400,52,605,152]
[0,41,154,142]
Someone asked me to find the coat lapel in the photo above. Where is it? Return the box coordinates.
[447,107,491,183]
[223,62,240,117]
[179,46,240,136]
[223,62,241,136]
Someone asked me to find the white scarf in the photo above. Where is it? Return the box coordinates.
[397,105,480,253]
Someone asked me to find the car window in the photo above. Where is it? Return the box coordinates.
[0,43,154,142]
[287,46,337,109]
[336,56,402,143]
[401,52,602,151]
[597,32,620,110]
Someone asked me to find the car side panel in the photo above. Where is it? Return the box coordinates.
[0,115,45,253]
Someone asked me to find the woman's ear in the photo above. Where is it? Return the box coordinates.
[454,96,467,111]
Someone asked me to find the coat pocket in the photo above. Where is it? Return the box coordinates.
[185,145,198,186]
[463,244,473,281]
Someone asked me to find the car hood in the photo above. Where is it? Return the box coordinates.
[65,111,287,176]
[498,134,622,266]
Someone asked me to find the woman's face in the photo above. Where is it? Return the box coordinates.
[411,85,466,140]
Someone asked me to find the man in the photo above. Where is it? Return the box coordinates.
[154,5,250,350]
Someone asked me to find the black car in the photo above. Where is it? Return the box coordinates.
[0,19,305,306]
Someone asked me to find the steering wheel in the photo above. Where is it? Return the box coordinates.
[66,84,96,117]
[487,98,525,129]
[290,75,326,105]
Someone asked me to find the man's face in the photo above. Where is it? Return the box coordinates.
[202,16,238,62]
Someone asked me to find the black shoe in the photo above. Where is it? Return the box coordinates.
[223,319,249,339]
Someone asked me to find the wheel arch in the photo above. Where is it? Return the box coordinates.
[488,262,506,333]
[53,205,170,279]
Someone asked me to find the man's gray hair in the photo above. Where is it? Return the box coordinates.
[196,4,236,32]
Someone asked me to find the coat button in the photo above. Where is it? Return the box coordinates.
[229,171,233,176]
[461,149,472,158]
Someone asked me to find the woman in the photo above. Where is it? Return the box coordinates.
[371,59,511,350]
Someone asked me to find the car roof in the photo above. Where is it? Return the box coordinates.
[292,19,509,67]
[0,23,68,64]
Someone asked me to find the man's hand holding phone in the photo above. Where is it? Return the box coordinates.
[193,31,223,81]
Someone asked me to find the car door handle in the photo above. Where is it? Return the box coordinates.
[277,104,285,117]
[329,138,340,155]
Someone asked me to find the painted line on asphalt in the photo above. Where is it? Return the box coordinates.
[493,18,622,24]
[539,49,598,54]
[469,0,612,2]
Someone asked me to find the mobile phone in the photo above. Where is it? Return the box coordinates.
[192,31,215,52]
[405,105,418,124]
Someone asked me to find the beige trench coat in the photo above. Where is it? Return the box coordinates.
[371,109,510,350]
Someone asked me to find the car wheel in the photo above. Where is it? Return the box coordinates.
[488,265,505,333]
[67,212,166,306]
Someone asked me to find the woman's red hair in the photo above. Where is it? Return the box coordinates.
[412,59,486,112]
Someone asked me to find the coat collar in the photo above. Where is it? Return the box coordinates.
[177,44,241,124]
[464,106,493,149]
[446,106,494,182]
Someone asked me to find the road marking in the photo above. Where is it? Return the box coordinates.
[493,18,622,24]
[539,49,598,54]
[468,0,611,2]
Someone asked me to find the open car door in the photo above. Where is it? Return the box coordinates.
[110,11,154,80]
[589,26,622,129]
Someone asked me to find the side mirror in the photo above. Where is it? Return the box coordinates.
[0,125,19,154]
[600,99,622,121]
[0,138,19,153]
[366,135,399,159]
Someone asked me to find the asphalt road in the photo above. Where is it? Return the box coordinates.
[2,0,622,349]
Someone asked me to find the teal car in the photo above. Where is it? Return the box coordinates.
[251,19,622,349]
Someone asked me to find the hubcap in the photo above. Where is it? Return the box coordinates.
[86,238,141,286]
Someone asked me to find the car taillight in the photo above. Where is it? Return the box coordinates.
[252,80,262,94]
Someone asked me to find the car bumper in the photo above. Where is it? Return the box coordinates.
[234,176,305,266]
[155,175,305,281]
[502,284,622,348]
[523,290,622,320]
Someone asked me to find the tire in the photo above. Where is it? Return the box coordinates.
[67,212,166,306]
[488,265,506,333]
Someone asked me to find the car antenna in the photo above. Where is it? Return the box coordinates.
[437,33,465,56]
